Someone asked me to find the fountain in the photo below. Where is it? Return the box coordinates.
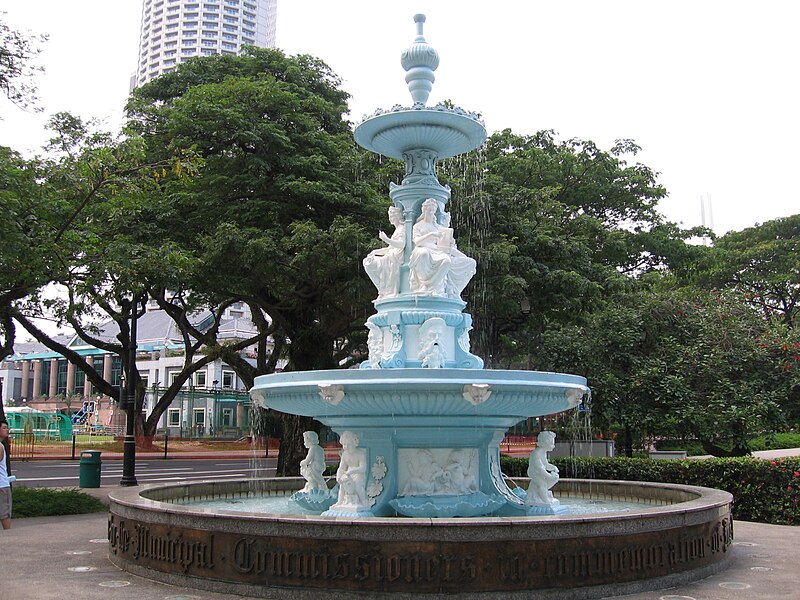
[108,15,733,598]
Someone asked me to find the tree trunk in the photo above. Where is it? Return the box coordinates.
[274,325,336,476]
[700,440,750,458]
[623,425,634,458]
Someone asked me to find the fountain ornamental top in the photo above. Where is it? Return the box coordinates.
[353,14,485,161]
[401,14,439,106]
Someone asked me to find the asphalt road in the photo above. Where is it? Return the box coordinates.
[10,457,277,487]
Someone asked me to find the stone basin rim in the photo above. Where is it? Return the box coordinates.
[109,478,733,527]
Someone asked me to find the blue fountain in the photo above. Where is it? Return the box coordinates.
[109,16,734,597]
[250,14,588,519]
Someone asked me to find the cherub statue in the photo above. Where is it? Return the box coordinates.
[525,431,560,507]
[299,431,327,493]
[333,431,369,511]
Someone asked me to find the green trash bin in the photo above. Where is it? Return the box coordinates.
[79,450,102,488]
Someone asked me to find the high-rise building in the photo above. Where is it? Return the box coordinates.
[133,0,277,88]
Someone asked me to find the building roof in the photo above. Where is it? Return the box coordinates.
[9,308,260,361]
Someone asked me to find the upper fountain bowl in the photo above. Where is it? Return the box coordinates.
[354,104,486,160]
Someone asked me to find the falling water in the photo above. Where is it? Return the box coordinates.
[556,392,597,480]
[247,404,276,494]
[439,146,494,364]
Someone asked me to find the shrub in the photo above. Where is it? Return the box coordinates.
[748,432,800,452]
[11,486,107,518]
[500,455,800,525]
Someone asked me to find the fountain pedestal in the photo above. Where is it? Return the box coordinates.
[251,13,590,518]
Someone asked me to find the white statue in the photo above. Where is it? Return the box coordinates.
[525,431,560,507]
[418,317,447,368]
[366,321,383,368]
[299,431,328,493]
[398,448,479,497]
[409,198,452,295]
[363,205,406,299]
[401,449,439,496]
[409,199,476,298]
[441,210,476,299]
[441,449,478,494]
[333,431,369,512]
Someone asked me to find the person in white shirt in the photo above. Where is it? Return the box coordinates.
[0,420,12,529]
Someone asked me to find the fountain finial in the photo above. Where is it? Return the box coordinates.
[401,13,439,105]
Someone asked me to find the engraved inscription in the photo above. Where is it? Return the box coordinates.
[108,513,734,593]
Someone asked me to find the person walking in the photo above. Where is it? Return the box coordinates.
[1,419,13,529]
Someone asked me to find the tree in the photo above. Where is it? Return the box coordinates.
[442,129,704,368]
[700,214,800,328]
[540,279,786,456]
[4,113,244,441]
[125,49,387,472]
[0,15,46,110]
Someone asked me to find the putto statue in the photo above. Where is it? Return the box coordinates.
[525,431,567,514]
[330,430,369,514]
[299,431,327,493]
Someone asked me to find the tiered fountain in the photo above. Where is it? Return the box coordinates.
[108,15,733,599]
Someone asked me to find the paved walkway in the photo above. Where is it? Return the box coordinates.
[1,484,799,599]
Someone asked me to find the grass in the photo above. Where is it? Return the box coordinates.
[11,486,106,518]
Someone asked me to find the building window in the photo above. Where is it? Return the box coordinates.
[169,371,186,387]
[111,356,123,389]
[222,371,235,389]
[195,370,207,387]
[193,408,205,427]
[168,408,181,427]
[56,360,68,395]
[74,368,86,396]
[222,407,234,427]
[39,360,51,396]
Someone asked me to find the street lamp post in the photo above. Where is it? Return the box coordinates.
[120,295,143,486]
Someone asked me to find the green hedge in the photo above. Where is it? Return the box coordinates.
[501,455,800,526]
[748,433,800,452]
[11,486,107,518]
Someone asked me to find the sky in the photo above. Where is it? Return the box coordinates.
[1,0,798,236]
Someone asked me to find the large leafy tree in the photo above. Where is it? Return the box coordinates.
[443,129,704,367]
[0,14,46,111]
[540,279,786,456]
[125,48,386,471]
[4,114,257,443]
[700,214,800,328]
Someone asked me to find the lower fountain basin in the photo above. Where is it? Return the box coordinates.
[250,368,589,419]
[108,477,733,599]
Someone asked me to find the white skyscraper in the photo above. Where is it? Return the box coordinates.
[133,0,277,88]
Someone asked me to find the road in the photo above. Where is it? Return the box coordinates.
[10,457,278,488]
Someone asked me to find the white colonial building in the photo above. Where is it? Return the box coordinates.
[0,301,276,438]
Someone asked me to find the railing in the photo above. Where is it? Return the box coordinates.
[6,433,279,461]
[9,432,35,461]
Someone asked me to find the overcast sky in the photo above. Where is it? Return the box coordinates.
[2,1,798,236]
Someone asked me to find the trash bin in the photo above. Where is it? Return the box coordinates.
[79,450,102,488]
